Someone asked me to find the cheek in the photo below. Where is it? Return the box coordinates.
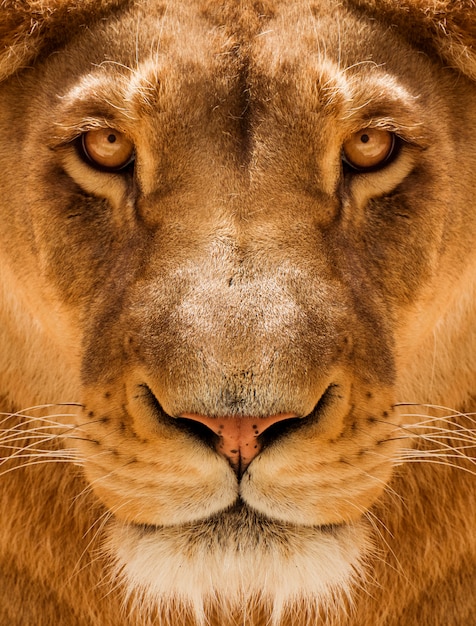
[25,158,143,313]
[339,164,449,307]
[79,430,239,526]
[240,418,398,526]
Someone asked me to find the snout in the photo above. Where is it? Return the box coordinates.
[79,235,397,528]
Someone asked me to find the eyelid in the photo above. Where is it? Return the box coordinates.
[51,115,129,148]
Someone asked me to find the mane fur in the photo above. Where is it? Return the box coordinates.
[0,0,130,81]
[347,0,476,80]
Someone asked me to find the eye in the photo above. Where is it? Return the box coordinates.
[342,128,397,173]
[78,128,135,172]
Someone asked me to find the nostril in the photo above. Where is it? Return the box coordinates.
[135,385,222,447]
[258,384,339,446]
[175,417,221,450]
[257,415,303,448]
[179,413,299,472]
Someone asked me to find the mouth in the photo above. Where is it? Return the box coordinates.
[132,498,343,537]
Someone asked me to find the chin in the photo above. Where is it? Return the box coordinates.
[105,503,370,626]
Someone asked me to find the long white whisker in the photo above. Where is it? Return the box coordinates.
[393,457,476,476]
[0,457,84,477]
[0,403,82,417]
[395,402,475,417]
[68,509,118,584]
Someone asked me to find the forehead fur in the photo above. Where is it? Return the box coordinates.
[0,0,475,82]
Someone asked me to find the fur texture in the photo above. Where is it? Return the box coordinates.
[0,1,475,625]
[348,0,476,79]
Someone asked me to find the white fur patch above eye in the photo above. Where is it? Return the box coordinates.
[105,511,370,625]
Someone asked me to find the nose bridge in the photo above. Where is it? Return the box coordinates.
[155,258,323,417]
[131,218,338,419]
[174,247,302,359]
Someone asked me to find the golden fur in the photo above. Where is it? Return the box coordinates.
[0,1,475,624]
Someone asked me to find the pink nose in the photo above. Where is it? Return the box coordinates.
[179,413,298,472]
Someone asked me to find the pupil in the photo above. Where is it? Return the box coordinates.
[107,134,117,143]
[360,134,370,144]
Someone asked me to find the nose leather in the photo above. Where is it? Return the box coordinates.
[179,413,298,471]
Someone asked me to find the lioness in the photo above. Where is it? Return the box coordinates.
[0,1,475,625]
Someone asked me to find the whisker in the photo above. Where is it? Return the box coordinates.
[393,456,476,476]
[0,456,84,477]
[386,433,476,449]
[395,402,475,417]
[0,415,77,430]
[0,402,82,418]
[0,402,86,474]
[399,414,476,429]
[398,447,476,461]
[1,431,78,458]
[388,425,476,447]
[400,421,476,434]
[68,508,118,583]
[362,509,407,577]
[1,433,70,446]
[411,435,476,450]
[0,425,77,441]
[0,445,80,458]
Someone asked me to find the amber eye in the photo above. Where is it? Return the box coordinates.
[342,128,397,172]
[79,128,135,172]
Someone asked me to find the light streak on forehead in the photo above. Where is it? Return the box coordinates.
[124,58,162,107]
[59,68,133,115]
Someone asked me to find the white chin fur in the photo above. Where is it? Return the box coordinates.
[105,506,370,625]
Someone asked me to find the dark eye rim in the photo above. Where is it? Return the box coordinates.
[342,132,401,174]
[75,132,136,174]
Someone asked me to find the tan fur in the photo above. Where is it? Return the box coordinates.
[0,1,475,624]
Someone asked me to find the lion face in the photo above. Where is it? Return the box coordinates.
[0,0,475,623]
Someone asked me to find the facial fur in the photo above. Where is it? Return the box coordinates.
[0,1,475,625]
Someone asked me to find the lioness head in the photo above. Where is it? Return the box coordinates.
[0,1,475,625]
